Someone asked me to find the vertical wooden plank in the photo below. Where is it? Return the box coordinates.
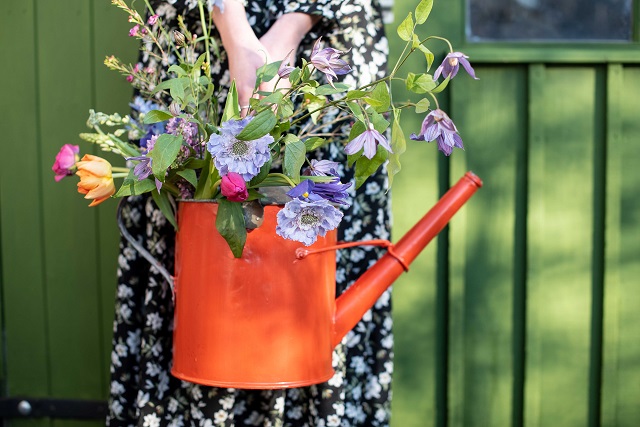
[449,66,525,427]
[0,1,51,426]
[92,0,139,395]
[525,64,596,427]
[36,0,104,414]
[601,65,640,427]
[391,136,440,427]
[0,1,52,426]
[387,8,441,421]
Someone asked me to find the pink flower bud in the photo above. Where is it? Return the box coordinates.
[126,75,134,83]
[148,14,159,25]
[220,172,248,202]
[52,144,80,182]
[128,25,140,37]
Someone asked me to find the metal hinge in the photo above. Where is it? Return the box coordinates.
[0,397,107,419]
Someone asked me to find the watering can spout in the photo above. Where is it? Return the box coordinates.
[332,171,482,347]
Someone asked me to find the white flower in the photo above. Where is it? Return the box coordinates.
[143,413,161,427]
[214,409,228,424]
[146,312,163,331]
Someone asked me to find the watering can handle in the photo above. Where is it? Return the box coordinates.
[116,198,176,299]
[295,240,411,272]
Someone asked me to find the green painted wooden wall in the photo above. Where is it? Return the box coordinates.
[1,1,639,427]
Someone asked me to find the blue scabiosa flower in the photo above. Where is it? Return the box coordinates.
[433,52,478,81]
[410,109,464,156]
[309,37,351,87]
[344,124,393,159]
[276,198,343,246]
[287,179,352,206]
[206,117,273,181]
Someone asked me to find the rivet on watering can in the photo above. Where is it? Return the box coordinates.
[17,400,32,416]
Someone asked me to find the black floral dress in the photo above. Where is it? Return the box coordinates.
[107,1,392,426]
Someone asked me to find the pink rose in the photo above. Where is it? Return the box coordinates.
[52,144,80,182]
[220,172,248,202]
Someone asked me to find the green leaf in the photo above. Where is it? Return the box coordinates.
[354,145,388,188]
[316,83,350,95]
[222,80,239,122]
[278,98,295,119]
[193,53,206,72]
[194,153,212,199]
[415,98,431,113]
[256,61,281,86]
[249,157,272,187]
[176,169,197,188]
[259,91,284,107]
[143,109,173,124]
[347,101,365,123]
[152,77,189,95]
[406,72,437,94]
[283,134,306,182]
[304,93,327,124]
[415,0,433,24]
[288,68,302,85]
[151,190,177,230]
[114,171,157,197]
[216,199,247,258]
[369,110,390,133]
[363,82,390,113]
[397,12,414,41]
[149,134,184,182]
[431,76,451,94]
[304,137,328,152]
[236,109,277,141]
[387,108,407,188]
[413,34,435,70]
[346,90,367,100]
[167,64,187,76]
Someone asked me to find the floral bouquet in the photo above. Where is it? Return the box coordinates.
[52,0,476,257]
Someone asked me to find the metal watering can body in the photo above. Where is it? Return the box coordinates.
[118,172,482,389]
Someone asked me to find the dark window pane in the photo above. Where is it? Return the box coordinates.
[468,0,633,41]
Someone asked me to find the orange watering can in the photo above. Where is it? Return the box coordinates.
[117,171,482,389]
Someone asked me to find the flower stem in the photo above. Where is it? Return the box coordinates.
[112,167,130,173]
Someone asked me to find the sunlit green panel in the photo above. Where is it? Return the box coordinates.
[449,66,526,427]
[525,65,597,427]
[601,65,640,427]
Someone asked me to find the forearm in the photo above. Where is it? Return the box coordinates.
[211,1,257,50]
[260,13,320,60]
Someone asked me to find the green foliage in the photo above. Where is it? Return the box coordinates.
[215,199,246,258]
[71,0,472,256]
[149,134,184,183]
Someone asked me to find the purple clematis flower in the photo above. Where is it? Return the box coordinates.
[206,117,273,181]
[277,50,296,79]
[433,52,478,81]
[410,109,464,156]
[309,37,351,87]
[126,155,153,180]
[303,159,340,176]
[276,198,343,246]
[287,179,351,206]
[344,125,393,159]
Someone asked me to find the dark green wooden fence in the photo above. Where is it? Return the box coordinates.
[1,1,639,427]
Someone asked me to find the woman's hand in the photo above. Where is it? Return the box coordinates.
[212,3,269,111]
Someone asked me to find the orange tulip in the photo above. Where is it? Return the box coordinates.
[75,154,116,207]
